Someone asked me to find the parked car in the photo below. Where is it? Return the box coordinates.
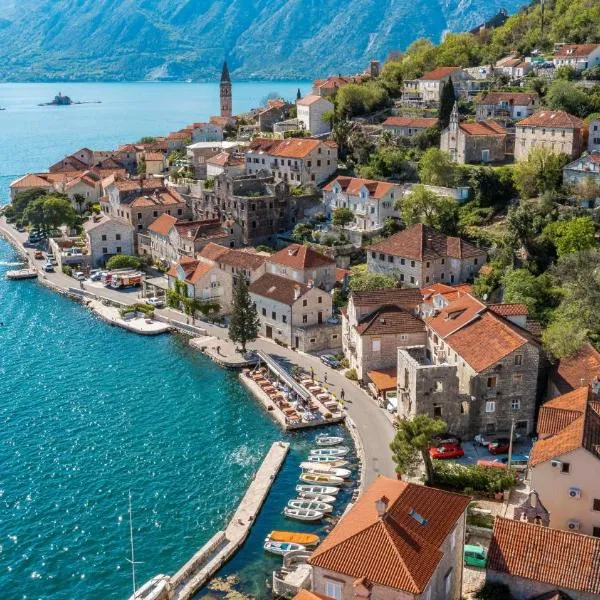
[488,438,511,455]
[44,263,55,272]
[74,271,86,281]
[432,432,462,446]
[429,443,465,460]
[147,297,164,308]
[494,455,529,471]
[474,431,520,446]
[464,544,487,568]
[320,354,341,369]
[34,250,44,259]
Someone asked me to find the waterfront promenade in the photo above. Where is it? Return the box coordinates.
[0,218,396,485]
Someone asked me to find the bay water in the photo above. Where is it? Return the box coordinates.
[0,82,357,599]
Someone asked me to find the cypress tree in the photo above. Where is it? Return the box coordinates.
[438,78,456,130]
[228,276,260,353]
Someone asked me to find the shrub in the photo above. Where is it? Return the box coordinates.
[339,358,349,368]
[345,368,358,381]
[432,462,517,494]
[467,512,495,529]
[62,265,73,276]
[106,254,141,270]
[119,303,154,317]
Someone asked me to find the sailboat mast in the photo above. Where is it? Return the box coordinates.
[129,490,137,598]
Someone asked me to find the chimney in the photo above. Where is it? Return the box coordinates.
[375,496,389,518]
[294,285,301,300]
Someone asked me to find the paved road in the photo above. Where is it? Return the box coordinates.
[1,218,397,485]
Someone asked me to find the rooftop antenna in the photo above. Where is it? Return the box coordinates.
[126,490,144,599]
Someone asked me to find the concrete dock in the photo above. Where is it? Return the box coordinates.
[135,441,289,600]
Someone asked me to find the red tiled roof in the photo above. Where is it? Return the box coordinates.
[552,343,600,394]
[323,176,399,199]
[487,303,529,317]
[419,67,460,81]
[313,75,365,90]
[459,121,507,136]
[198,242,231,262]
[148,213,177,236]
[382,116,438,129]
[488,517,600,594]
[145,152,165,162]
[517,111,584,129]
[268,244,335,269]
[367,368,397,392]
[293,591,334,600]
[249,273,311,306]
[356,305,425,336]
[272,138,330,159]
[297,94,329,106]
[167,255,197,279]
[536,387,589,437]
[370,224,485,261]
[10,173,54,189]
[218,248,267,271]
[309,476,470,593]
[554,44,599,58]
[351,288,422,310]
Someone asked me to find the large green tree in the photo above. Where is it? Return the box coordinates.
[228,276,260,353]
[332,207,355,228]
[543,217,596,257]
[349,272,398,292]
[398,184,458,235]
[502,269,557,324]
[513,147,570,199]
[418,148,459,188]
[545,79,597,118]
[390,415,448,484]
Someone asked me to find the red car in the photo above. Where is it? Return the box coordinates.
[488,438,511,455]
[429,443,465,460]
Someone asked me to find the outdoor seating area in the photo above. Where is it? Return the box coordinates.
[301,379,340,413]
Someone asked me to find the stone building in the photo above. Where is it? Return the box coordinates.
[309,476,470,600]
[528,386,600,536]
[249,273,336,351]
[515,110,584,161]
[219,61,232,119]
[257,100,292,133]
[245,137,338,187]
[190,122,224,143]
[342,288,424,381]
[381,116,438,137]
[590,118,600,153]
[441,104,507,164]
[367,223,487,287]
[475,91,539,123]
[83,214,135,267]
[553,43,600,72]
[563,152,600,206]
[487,517,600,600]
[296,95,333,136]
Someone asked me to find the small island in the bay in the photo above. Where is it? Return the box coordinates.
[38,92,101,106]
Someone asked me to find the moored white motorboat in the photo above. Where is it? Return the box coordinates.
[6,268,37,280]
[263,540,306,555]
[297,491,337,504]
[300,462,352,478]
[307,455,349,467]
[295,484,339,496]
[310,447,349,457]
[288,498,333,513]
[316,435,344,446]
[299,472,344,486]
[283,507,324,521]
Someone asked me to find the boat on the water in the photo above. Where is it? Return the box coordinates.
[283,507,324,521]
[296,484,339,496]
[267,530,320,547]
[128,574,169,600]
[288,499,333,513]
[316,435,344,446]
[300,462,351,478]
[299,472,344,486]
[307,455,349,467]
[297,491,337,504]
[6,268,37,280]
[310,446,349,457]
[263,540,306,555]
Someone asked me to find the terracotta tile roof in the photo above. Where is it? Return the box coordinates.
[367,368,397,392]
[268,244,335,270]
[536,387,589,438]
[147,213,177,236]
[382,116,438,129]
[530,388,600,466]
[336,267,350,282]
[145,152,165,162]
[218,248,267,271]
[271,138,329,159]
[167,256,197,279]
[293,590,334,600]
[167,131,189,140]
[309,476,470,593]
[552,343,600,394]
[297,94,329,106]
[554,43,600,58]
[323,176,399,199]
[188,261,215,284]
[487,303,529,317]
[351,288,422,310]
[370,224,485,262]
[356,305,425,336]
[426,293,486,337]
[419,67,460,81]
[198,242,231,262]
[459,121,507,136]
[313,75,365,90]
[478,92,538,106]
[517,111,584,129]
[10,173,54,189]
[207,151,245,167]
[249,273,310,306]
[174,219,225,241]
[488,517,600,595]
[420,282,457,299]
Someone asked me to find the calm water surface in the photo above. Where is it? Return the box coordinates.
[0,82,359,600]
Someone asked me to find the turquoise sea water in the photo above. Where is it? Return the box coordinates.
[0,82,358,599]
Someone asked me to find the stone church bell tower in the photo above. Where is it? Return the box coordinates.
[220,61,232,118]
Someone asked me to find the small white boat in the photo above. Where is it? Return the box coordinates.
[300,462,352,478]
[310,447,349,457]
[296,484,339,496]
[316,435,344,446]
[263,540,306,555]
[288,498,333,513]
[128,574,169,600]
[6,268,37,280]
[283,507,324,521]
[307,456,349,467]
[299,472,344,486]
[298,491,337,504]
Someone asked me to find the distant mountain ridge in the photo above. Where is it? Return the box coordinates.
[0,0,530,82]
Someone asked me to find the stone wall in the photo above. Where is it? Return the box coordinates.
[294,322,342,353]
[487,571,598,600]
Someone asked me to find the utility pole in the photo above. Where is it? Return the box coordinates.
[507,418,515,471]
